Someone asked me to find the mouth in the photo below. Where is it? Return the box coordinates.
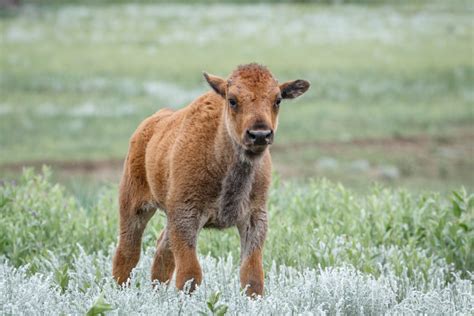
[243,143,269,156]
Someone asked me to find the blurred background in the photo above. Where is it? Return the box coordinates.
[1,0,473,202]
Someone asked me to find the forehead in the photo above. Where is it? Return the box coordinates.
[228,64,278,98]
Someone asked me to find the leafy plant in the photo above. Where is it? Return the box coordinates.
[86,292,115,316]
[200,291,228,316]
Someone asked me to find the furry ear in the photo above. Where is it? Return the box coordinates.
[279,80,310,99]
[203,72,227,98]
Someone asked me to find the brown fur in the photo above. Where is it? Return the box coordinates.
[112,63,310,296]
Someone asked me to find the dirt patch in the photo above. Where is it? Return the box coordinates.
[1,132,472,183]
[0,159,125,182]
[271,132,474,153]
[271,132,474,184]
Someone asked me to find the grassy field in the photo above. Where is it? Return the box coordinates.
[0,1,473,314]
[1,1,473,191]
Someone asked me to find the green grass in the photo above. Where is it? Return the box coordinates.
[1,1,473,191]
[2,168,472,279]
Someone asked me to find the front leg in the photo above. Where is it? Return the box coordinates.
[238,209,268,297]
[168,208,202,293]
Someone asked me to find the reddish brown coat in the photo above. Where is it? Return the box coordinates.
[112,63,310,296]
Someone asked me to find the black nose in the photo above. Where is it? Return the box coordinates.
[246,129,273,146]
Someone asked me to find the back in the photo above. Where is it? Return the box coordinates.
[144,92,225,209]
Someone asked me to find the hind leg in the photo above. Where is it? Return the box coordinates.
[112,177,156,284]
[151,227,175,284]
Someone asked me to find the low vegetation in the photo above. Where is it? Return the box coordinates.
[1,169,472,314]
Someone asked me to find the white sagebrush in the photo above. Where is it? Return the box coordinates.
[1,246,472,315]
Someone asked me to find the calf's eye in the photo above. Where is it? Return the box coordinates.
[228,98,238,109]
[274,98,282,108]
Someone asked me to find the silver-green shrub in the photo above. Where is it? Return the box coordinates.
[1,247,472,315]
[0,169,472,314]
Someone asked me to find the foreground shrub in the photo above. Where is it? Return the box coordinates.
[0,167,118,271]
[1,247,472,315]
[264,177,473,278]
[0,168,472,314]
[0,168,472,281]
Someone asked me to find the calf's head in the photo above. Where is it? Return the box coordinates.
[204,63,310,156]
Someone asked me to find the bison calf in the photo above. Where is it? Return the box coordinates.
[112,63,310,296]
